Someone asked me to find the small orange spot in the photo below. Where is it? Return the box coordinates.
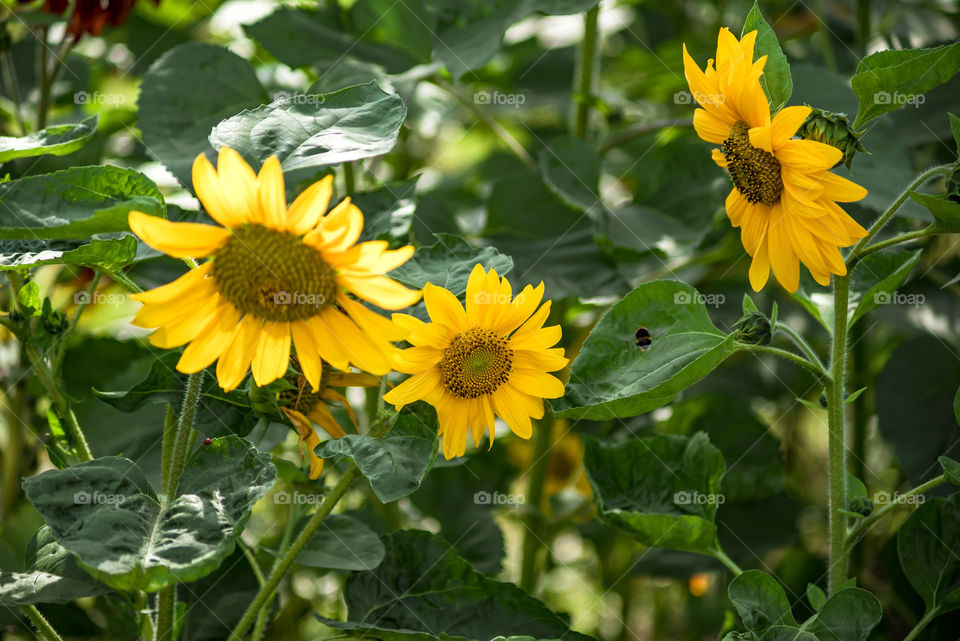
[688,573,710,597]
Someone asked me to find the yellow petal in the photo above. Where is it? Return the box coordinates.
[819,171,868,203]
[320,310,390,375]
[725,187,750,227]
[775,139,843,172]
[748,125,772,153]
[291,320,323,391]
[749,240,770,291]
[131,261,213,305]
[177,303,242,373]
[192,153,244,228]
[252,321,291,386]
[216,315,261,391]
[338,274,422,310]
[711,148,728,168]
[216,147,261,225]
[287,175,333,235]
[423,283,467,332]
[147,295,222,348]
[308,313,351,372]
[257,155,287,230]
[493,387,533,439]
[128,211,229,258]
[338,293,408,342]
[382,369,442,409]
[508,369,565,399]
[771,105,812,145]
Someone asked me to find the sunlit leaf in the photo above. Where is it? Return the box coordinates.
[741,1,792,110]
[0,115,98,163]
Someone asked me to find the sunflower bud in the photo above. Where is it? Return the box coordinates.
[733,311,771,346]
[847,496,874,517]
[798,108,867,170]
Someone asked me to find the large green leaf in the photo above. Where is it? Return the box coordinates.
[728,570,797,632]
[851,42,960,128]
[741,1,792,111]
[0,115,98,163]
[93,352,259,437]
[0,527,111,605]
[805,588,882,641]
[21,436,276,592]
[910,191,960,232]
[556,281,737,420]
[0,236,139,271]
[209,82,405,172]
[389,234,514,296]
[583,433,725,554]
[539,135,601,212]
[0,166,164,240]
[317,530,594,641]
[898,494,960,614]
[138,42,268,188]
[354,179,418,245]
[315,402,439,503]
[282,514,385,571]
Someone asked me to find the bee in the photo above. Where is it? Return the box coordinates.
[635,326,652,351]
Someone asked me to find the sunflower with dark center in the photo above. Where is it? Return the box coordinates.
[383,264,568,459]
[128,147,420,392]
[682,28,869,292]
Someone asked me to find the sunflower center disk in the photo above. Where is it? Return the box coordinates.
[213,224,338,322]
[722,121,784,206]
[439,329,514,399]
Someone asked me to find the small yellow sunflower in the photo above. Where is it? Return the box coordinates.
[128,147,420,392]
[280,363,378,479]
[383,264,568,459]
[683,28,869,292]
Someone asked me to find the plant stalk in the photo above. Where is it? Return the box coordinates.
[23,605,64,641]
[573,4,600,140]
[520,410,555,592]
[826,274,850,595]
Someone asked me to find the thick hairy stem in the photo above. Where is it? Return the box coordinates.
[826,275,850,594]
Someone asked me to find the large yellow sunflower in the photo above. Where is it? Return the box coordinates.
[383,264,568,459]
[682,28,868,292]
[128,147,420,392]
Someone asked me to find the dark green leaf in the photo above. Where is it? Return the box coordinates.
[583,433,725,554]
[941,456,960,485]
[728,570,797,632]
[317,530,594,641]
[556,281,737,420]
[950,113,960,156]
[851,42,960,128]
[0,236,139,271]
[284,514,385,571]
[539,135,601,212]
[806,588,882,641]
[0,115,98,163]
[354,179,418,244]
[911,191,960,232]
[741,2,792,110]
[898,494,960,613]
[315,402,439,503]
[389,234,514,296]
[138,42,268,188]
[22,437,276,592]
[209,82,405,172]
[807,583,827,611]
[849,249,922,325]
[0,166,164,240]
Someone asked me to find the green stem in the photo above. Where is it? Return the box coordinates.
[1,385,25,521]
[856,228,929,259]
[741,344,829,380]
[1,51,26,135]
[251,502,297,641]
[343,162,355,195]
[25,344,93,461]
[826,274,850,595]
[154,588,176,641]
[22,605,64,641]
[239,540,266,587]
[775,324,826,373]
[711,545,744,576]
[846,474,946,548]
[903,607,939,641]
[159,405,177,500]
[106,269,144,294]
[230,415,395,641]
[847,165,953,267]
[573,4,600,139]
[855,0,871,55]
[520,410,555,592]
[35,26,49,130]
[598,119,692,154]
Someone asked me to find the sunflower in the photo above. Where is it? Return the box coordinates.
[280,362,378,479]
[128,147,420,392]
[682,28,868,292]
[382,264,568,459]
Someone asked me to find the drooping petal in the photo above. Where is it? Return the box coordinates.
[128,211,229,258]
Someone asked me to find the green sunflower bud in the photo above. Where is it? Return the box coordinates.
[847,495,874,517]
[733,311,771,346]
[798,108,868,170]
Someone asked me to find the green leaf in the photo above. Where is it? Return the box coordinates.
[282,514,385,571]
[556,281,737,420]
[741,1,792,110]
[315,402,439,503]
[807,583,827,611]
[138,42,268,188]
[910,191,960,232]
[388,234,514,297]
[16,281,41,316]
[539,135,601,212]
[93,352,259,437]
[0,236,139,271]
[728,570,797,632]
[941,456,960,485]
[851,42,960,128]
[0,527,112,605]
[317,530,594,641]
[0,115,98,163]
[849,249,922,325]
[434,0,599,80]
[354,179,418,244]
[898,494,960,614]
[805,588,882,641]
[209,82,405,173]
[22,436,276,592]
[583,433,725,554]
[950,113,960,156]
[0,166,164,240]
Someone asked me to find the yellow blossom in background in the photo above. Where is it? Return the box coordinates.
[383,264,567,459]
[127,147,421,392]
[683,28,868,292]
